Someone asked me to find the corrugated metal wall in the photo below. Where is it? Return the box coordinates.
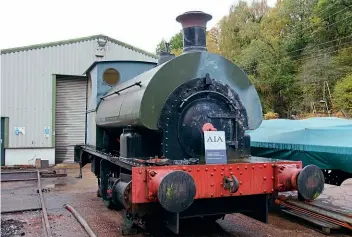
[55,76,87,163]
[0,38,157,149]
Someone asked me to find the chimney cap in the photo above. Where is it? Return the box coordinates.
[176,11,212,29]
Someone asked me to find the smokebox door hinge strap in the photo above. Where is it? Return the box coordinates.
[203,73,212,86]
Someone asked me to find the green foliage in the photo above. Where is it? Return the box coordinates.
[169,31,183,51]
[155,31,183,55]
[155,39,168,54]
[333,74,352,113]
[155,0,352,117]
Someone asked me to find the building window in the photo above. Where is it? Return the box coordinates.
[103,68,120,86]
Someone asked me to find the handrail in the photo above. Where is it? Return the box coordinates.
[100,81,142,100]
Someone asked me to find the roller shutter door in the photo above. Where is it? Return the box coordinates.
[55,76,87,163]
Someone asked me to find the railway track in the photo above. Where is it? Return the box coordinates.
[1,170,53,237]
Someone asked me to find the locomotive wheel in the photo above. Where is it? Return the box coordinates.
[97,178,102,197]
[121,210,138,235]
[100,160,114,209]
[103,199,114,209]
[100,182,116,209]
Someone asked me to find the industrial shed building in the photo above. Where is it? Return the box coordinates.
[0,35,158,166]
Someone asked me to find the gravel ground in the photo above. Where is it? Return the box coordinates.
[1,165,351,237]
[1,217,26,237]
[1,211,44,237]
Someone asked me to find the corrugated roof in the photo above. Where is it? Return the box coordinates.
[0,34,158,59]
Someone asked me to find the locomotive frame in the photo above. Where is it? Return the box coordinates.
[73,10,325,235]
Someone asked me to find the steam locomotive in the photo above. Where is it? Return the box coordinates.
[74,11,325,235]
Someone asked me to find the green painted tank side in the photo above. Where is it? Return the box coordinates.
[96,51,263,130]
[95,64,161,127]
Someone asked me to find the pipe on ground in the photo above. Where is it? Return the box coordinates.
[63,204,97,237]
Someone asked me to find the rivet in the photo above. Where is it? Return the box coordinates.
[197,168,200,171]
[230,193,233,196]
[220,193,223,196]
[211,184,214,187]
[263,177,266,180]
[221,172,224,176]
[182,167,186,171]
[210,194,213,197]
[272,164,275,167]
[296,164,300,168]
[205,168,208,171]
[271,176,274,180]
[229,167,232,170]
[237,166,240,170]
[220,182,223,185]
[264,190,267,193]
[138,170,142,174]
[240,192,243,195]
[143,178,146,182]
[188,169,192,172]
[240,181,242,185]
[240,172,242,175]
[210,173,213,176]
[213,168,216,171]
[230,172,233,175]
[264,164,267,168]
[221,167,224,170]
[149,171,156,177]
[245,166,247,169]
[259,166,262,169]
[252,166,254,169]
[271,189,274,192]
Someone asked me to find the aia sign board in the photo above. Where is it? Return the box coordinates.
[204,131,227,164]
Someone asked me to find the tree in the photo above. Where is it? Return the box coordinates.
[333,73,352,114]
[155,39,168,54]
[154,0,352,117]
[310,0,352,46]
[169,31,183,51]
[207,26,221,54]
[155,27,223,56]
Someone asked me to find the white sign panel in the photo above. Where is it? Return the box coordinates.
[204,131,227,164]
[44,127,50,138]
[14,127,25,135]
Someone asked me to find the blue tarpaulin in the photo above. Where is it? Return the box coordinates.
[247,117,352,173]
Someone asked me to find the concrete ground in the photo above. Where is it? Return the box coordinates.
[1,164,351,237]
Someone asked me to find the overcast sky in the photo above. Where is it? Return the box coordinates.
[0,0,277,53]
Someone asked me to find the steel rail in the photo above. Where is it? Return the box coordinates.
[1,170,38,174]
[1,178,38,182]
[275,199,352,230]
[1,207,42,214]
[37,170,53,237]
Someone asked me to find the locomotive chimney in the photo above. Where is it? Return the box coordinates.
[176,11,212,53]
